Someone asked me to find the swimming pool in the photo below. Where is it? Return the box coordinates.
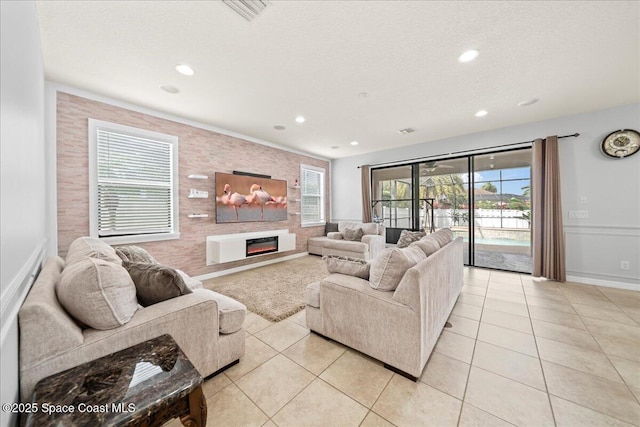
[462,237,530,247]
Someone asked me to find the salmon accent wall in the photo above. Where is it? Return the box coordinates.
[56,92,329,275]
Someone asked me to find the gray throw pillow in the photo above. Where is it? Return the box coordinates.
[115,245,159,265]
[124,262,192,307]
[325,222,339,234]
[396,230,426,248]
[323,255,370,279]
[430,228,453,247]
[343,227,364,241]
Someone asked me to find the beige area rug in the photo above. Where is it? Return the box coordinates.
[202,255,328,322]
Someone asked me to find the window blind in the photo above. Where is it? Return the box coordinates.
[301,165,325,225]
[96,129,174,237]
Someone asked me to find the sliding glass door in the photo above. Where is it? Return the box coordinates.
[472,150,532,273]
[418,158,470,265]
[371,147,532,273]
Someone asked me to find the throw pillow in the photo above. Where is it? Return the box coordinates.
[401,245,427,265]
[396,230,426,248]
[57,257,138,330]
[65,236,122,266]
[369,248,414,291]
[323,255,370,279]
[325,222,339,234]
[410,236,440,257]
[430,228,453,247]
[342,227,364,241]
[115,245,159,265]
[124,262,192,307]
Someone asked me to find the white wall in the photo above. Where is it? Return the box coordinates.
[332,104,640,289]
[1,2,48,426]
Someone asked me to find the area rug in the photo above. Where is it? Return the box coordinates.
[202,255,328,322]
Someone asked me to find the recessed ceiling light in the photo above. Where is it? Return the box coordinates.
[518,98,540,107]
[475,110,488,117]
[350,141,359,146]
[160,84,180,94]
[175,64,194,76]
[295,116,305,124]
[273,125,286,130]
[458,49,479,63]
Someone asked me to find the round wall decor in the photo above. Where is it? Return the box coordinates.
[601,129,640,159]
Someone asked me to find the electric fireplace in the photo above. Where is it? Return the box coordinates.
[246,236,279,257]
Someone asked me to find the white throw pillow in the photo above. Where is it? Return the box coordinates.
[410,236,441,257]
[57,258,138,330]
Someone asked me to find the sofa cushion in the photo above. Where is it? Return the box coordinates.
[369,247,421,291]
[343,227,364,241]
[361,223,380,235]
[410,236,440,257]
[65,236,122,266]
[203,290,246,334]
[305,281,321,308]
[323,255,370,279]
[325,222,339,234]
[396,230,426,248]
[430,228,454,247]
[115,245,159,264]
[327,232,344,240]
[324,239,366,252]
[57,258,138,330]
[124,262,192,307]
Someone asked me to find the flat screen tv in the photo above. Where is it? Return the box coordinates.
[215,172,288,223]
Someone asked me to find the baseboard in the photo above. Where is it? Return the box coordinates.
[566,275,640,292]
[194,252,310,281]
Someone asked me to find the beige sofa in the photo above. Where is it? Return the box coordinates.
[308,221,386,260]
[305,229,463,379]
[19,239,246,401]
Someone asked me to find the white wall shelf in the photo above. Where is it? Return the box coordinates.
[188,214,209,218]
[188,194,208,199]
[188,174,208,180]
[206,229,296,265]
[289,212,302,216]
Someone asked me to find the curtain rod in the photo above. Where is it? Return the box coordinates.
[357,133,580,169]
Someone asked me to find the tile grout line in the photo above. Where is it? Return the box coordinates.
[521,273,558,427]
[456,269,489,427]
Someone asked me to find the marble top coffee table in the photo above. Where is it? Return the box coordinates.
[25,334,206,427]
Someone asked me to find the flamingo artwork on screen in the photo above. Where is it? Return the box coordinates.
[215,172,288,223]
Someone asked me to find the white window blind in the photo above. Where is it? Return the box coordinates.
[300,164,325,226]
[89,120,179,243]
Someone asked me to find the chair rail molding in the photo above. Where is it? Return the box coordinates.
[564,224,639,291]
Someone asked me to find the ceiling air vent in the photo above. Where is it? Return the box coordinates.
[397,128,415,135]
[222,0,270,22]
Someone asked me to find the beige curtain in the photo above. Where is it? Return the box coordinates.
[532,136,566,281]
[361,165,372,223]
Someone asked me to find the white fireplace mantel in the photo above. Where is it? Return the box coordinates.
[206,229,296,265]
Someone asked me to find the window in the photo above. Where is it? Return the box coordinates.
[300,164,325,227]
[88,119,179,244]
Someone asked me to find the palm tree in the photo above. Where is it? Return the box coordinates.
[421,174,467,209]
[481,182,497,193]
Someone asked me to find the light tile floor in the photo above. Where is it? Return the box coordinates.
[168,268,640,426]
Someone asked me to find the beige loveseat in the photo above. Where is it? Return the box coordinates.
[305,228,463,379]
[308,221,386,260]
[19,238,246,400]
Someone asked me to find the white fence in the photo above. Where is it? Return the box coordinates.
[380,207,531,229]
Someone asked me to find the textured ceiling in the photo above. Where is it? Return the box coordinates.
[37,1,640,159]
